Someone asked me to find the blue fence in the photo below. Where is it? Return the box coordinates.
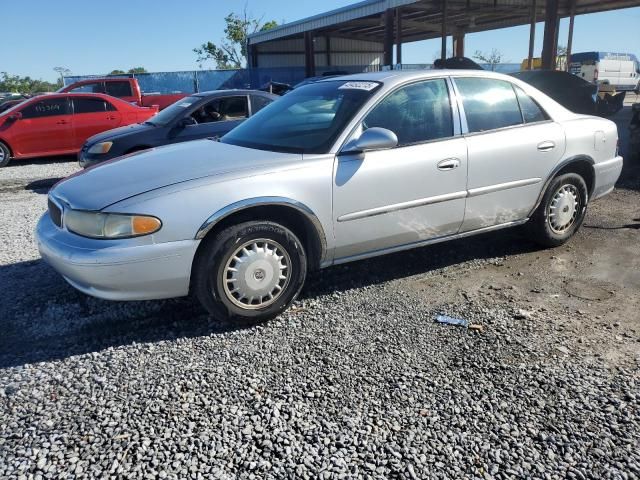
[64,63,523,94]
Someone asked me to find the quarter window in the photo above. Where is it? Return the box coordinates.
[73,98,115,114]
[514,86,548,123]
[21,98,69,119]
[455,78,523,133]
[105,81,133,98]
[363,79,453,145]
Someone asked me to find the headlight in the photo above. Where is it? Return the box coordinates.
[64,210,161,239]
[87,141,113,155]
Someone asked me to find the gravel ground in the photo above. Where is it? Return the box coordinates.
[1,122,639,480]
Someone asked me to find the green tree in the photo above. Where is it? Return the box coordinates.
[127,67,147,74]
[109,70,126,75]
[473,49,506,71]
[193,8,278,69]
[0,72,61,94]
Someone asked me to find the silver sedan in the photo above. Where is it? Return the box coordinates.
[36,70,623,322]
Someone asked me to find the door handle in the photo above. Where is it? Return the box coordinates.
[56,120,68,125]
[106,116,117,120]
[437,158,461,171]
[537,141,556,152]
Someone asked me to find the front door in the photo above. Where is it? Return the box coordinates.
[71,97,122,149]
[452,77,567,231]
[12,97,73,157]
[332,78,468,261]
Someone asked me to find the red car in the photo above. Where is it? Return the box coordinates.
[0,93,158,167]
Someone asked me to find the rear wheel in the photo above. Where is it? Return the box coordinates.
[0,142,11,167]
[529,172,588,247]
[193,221,307,322]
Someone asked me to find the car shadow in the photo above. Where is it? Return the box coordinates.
[0,227,540,369]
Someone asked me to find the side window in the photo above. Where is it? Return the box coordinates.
[105,81,133,98]
[21,98,69,119]
[251,95,273,115]
[70,82,105,94]
[455,78,523,133]
[73,98,115,114]
[514,86,548,123]
[191,99,222,124]
[219,96,249,120]
[363,78,453,146]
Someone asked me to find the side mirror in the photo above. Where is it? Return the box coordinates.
[8,111,22,121]
[341,127,398,155]
[178,116,197,128]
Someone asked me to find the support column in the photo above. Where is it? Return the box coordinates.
[326,36,332,67]
[304,31,316,78]
[527,0,537,70]
[441,0,448,61]
[384,9,394,67]
[566,0,576,71]
[395,7,403,66]
[453,31,465,57]
[541,0,559,70]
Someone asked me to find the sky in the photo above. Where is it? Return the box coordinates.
[2,0,639,82]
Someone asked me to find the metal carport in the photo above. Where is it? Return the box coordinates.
[248,0,640,76]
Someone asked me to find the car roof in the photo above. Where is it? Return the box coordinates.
[193,89,275,98]
[320,68,514,87]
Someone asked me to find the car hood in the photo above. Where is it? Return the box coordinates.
[86,122,153,145]
[51,139,302,210]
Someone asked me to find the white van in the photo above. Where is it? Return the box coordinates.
[570,52,640,91]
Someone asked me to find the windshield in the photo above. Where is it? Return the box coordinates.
[221,80,381,154]
[146,96,200,126]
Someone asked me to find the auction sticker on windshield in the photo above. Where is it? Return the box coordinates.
[338,81,379,91]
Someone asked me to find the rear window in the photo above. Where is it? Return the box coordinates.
[69,82,105,94]
[105,81,133,98]
[455,77,523,133]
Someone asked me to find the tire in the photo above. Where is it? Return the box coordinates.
[529,172,588,248]
[193,221,307,322]
[0,141,11,168]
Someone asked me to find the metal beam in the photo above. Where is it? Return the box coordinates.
[304,31,315,77]
[541,0,559,69]
[566,0,576,71]
[441,0,448,61]
[527,0,537,69]
[395,7,403,64]
[384,9,394,66]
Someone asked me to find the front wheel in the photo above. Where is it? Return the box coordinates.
[529,173,588,248]
[193,221,307,322]
[0,142,11,168]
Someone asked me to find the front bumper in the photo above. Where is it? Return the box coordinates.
[36,212,200,301]
[592,155,623,200]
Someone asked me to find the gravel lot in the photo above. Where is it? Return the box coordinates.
[1,110,639,479]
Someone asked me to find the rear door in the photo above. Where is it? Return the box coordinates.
[173,95,249,141]
[453,76,566,231]
[71,97,122,149]
[12,97,73,156]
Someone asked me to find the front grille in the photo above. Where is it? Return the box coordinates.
[48,198,62,228]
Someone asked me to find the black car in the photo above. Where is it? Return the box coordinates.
[79,89,278,168]
[510,70,625,117]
